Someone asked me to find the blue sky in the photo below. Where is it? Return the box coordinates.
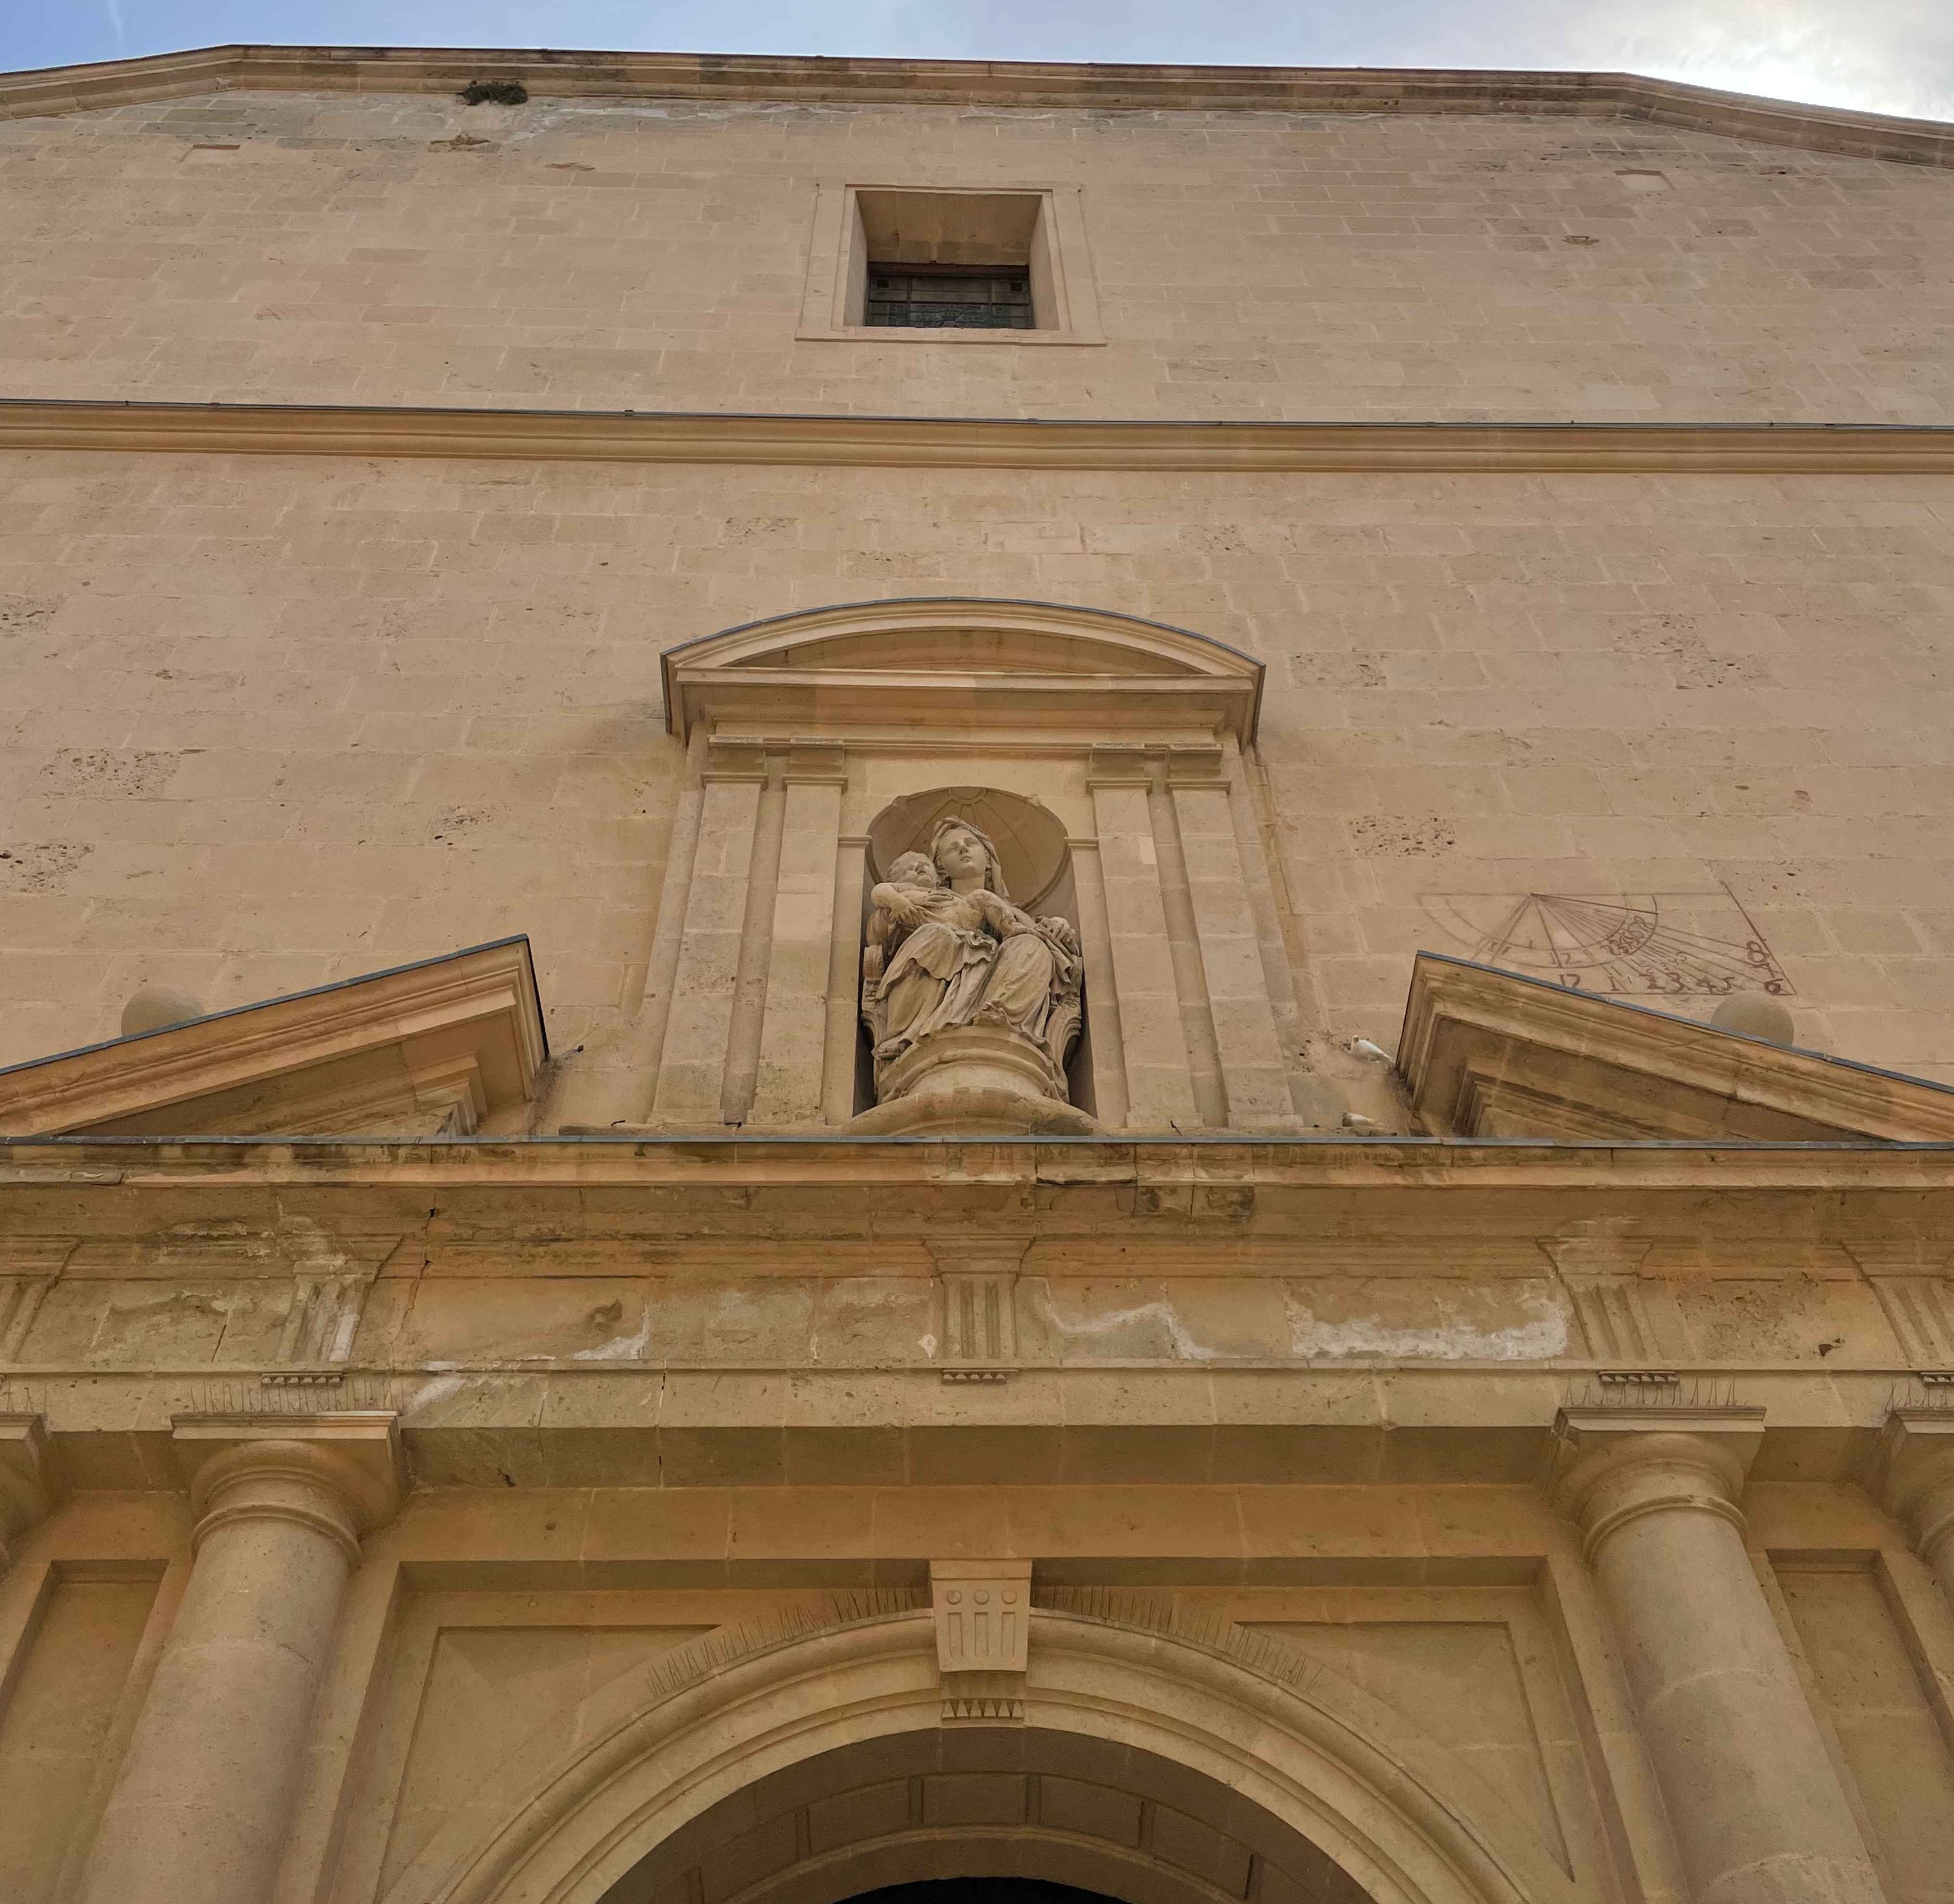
[4,0,1951,123]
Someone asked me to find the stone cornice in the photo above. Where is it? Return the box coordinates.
[2,45,1952,169]
[3,1130,1952,1193]
[1400,953,1954,1144]
[3,399,1954,474]
[0,935,547,1139]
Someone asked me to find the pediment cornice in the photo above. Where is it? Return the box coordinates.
[0,937,546,1139]
[3,47,1951,172]
[1399,952,1954,1144]
[661,596,1265,743]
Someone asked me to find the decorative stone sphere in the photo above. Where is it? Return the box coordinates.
[1710,992,1796,1047]
[120,984,207,1038]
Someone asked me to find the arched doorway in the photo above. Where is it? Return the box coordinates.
[593,1723,1374,1904]
[376,1600,1570,1904]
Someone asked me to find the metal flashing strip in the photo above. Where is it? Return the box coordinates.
[5,400,1954,474]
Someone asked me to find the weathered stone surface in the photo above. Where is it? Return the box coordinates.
[1,45,1952,1904]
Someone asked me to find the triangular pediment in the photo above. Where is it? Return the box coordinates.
[0,938,546,1139]
[1398,952,1954,1143]
[661,597,1265,741]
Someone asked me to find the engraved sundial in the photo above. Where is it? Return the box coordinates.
[1420,884,1791,997]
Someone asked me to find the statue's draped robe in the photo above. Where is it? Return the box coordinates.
[871,888,1078,1068]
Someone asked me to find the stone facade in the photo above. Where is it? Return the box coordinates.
[2,46,1954,1904]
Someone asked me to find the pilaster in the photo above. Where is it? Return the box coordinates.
[1873,1410,1954,1592]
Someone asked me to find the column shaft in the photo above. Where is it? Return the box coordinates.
[1560,1425,1882,1904]
[77,1426,397,1904]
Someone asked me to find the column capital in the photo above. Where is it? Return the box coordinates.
[0,1413,59,1567]
[1872,1410,1954,1566]
[1549,1406,1764,1564]
[171,1411,403,1563]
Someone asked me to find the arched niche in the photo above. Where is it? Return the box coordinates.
[601,598,1306,1139]
[859,785,1092,1121]
[868,785,1073,915]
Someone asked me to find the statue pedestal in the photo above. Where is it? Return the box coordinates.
[847,1024,1100,1137]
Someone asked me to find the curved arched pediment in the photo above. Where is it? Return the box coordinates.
[660,597,1266,743]
[375,1599,1577,1904]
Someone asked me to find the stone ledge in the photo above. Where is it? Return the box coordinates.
[2,1368,1940,1492]
[6,399,1954,474]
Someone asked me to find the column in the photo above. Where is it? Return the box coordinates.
[1552,1409,1882,1904]
[0,1414,55,1573]
[1876,1411,1954,1602]
[76,1413,402,1904]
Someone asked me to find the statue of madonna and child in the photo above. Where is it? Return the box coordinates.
[858,816,1089,1127]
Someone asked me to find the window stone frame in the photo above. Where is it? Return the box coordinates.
[796,181,1107,346]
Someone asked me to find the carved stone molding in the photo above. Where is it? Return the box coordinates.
[0,1244,70,1360]
[1871,1411,1954,1573]
[930,1237,1028,1380]
[1542,1237,1667,1364]
[9,399,1954,476]
[171,1409,405,1561]
[0,1413,57,1569]
[931,1558,1032,1722]
[1547,1404,1764,1564]
[1849,1248,1954,1370]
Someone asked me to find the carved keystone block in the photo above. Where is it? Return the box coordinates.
[931,1557,1031,1722]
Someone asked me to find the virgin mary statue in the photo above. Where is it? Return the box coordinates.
[862,816,1083,1095]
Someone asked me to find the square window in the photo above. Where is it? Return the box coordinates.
[865,264,1034,331]
[798,183,1104,345]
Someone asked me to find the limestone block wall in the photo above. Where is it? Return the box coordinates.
[2,452,1950,1085]
[0,90,1950,423]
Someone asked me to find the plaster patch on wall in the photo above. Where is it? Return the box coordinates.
[1283,1284,1570,1362]
[571,1299,652,1362]
[1046,1296,1222,1363]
